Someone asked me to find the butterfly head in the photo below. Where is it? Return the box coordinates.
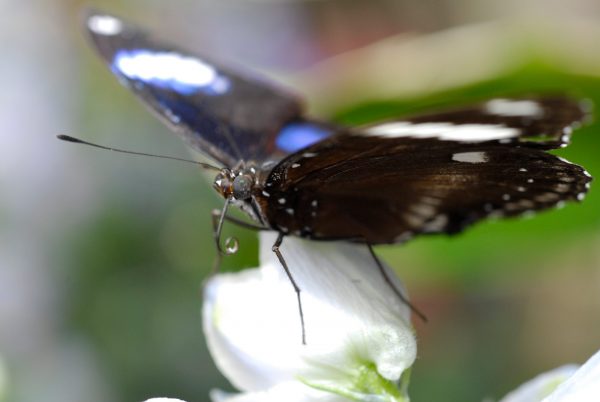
[213,168,256,201]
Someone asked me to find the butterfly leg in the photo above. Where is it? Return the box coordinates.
[207,203,269,283]
[207,198,237,280]
[272,232,307,345]
[366,243,428,323]
[211,211,268,232]
[212,198,238,257]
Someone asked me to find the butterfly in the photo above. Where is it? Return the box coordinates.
[77,10,593,341]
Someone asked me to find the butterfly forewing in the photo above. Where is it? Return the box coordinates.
[85,11,308,167]
[363,96,589,149]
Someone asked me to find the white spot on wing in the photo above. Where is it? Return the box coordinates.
[518,199,534,209]
[410,203,436,218]
[559,176,575,183]
[421,196,441,206]
[452,151,489,164]
[291,163,301,168]
[88,15,123,36]
[278,198,286,205]
[403,213,425,227]
[365,122,519,142]
[485,99,544,117]
[535,193,560,203]
[423,214,448,232]
[394,231,413,243]
[504,202,521,212]
[114,50,230,95]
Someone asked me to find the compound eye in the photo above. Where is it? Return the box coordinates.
[232,174,254,200]
[213,171,233,198]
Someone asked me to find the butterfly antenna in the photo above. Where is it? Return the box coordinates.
[57,134,222,172]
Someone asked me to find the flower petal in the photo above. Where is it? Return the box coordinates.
[210,382,348,402]
[500,349,600,402]
[544,349,600,401]
[499,365,578,402]
[143,398,188,402]
[203,232,416,395]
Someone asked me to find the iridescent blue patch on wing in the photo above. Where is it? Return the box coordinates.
[112,49,230,95]
[276,122,332,153]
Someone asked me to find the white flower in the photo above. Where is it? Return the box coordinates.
[143,399,188,402]
[500,349,600,402]
[203,232,417,402]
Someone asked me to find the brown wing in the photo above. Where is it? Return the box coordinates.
[366,95,590,150]
[261,134,591,245]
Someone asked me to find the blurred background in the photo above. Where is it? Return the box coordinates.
[1,0,600,401]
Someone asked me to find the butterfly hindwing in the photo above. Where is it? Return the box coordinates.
[85,11,307,167]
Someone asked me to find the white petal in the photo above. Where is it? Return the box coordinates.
[499,365,578,402]
[544,349,600,401]
[203,268,302,391]
[203,232,416,394]
[210,382,347,402]
[143,399,188,402]
[500,349,600,402]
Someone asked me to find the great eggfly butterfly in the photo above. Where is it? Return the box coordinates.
[76,11,592,340]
